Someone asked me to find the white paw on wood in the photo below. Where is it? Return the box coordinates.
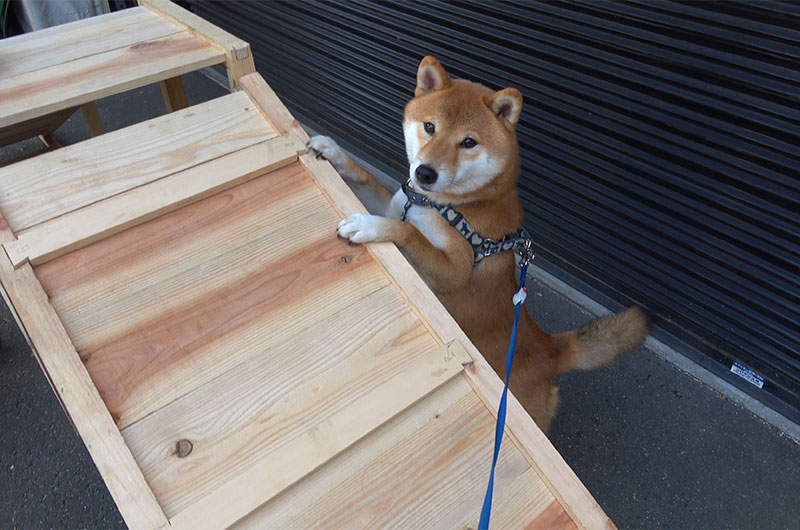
[337,213,389,244]
[307,135,347,169]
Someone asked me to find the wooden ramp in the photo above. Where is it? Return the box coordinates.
[0,4,612,529]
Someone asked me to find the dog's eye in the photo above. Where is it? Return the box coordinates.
[423,122,435,135]
[460,137,477,149]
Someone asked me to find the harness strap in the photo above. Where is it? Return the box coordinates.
[401,179,534,264]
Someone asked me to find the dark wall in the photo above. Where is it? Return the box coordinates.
[191,0,800,422]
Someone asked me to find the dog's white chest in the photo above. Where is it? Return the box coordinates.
[387,189,452,251]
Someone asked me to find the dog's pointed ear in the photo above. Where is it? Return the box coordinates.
[486,88,523,129]
[415,56,452,96]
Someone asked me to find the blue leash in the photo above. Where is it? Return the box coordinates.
[479,260,529,530]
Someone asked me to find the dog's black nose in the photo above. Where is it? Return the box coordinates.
[415,164,438,185]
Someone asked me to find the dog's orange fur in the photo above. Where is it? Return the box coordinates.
[309,56,649,432]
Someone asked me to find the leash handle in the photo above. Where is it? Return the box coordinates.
[478,261,529,530]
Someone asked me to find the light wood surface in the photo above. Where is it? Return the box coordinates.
[139,0,255,89]
[236,376,565,529]
[0,217,169,529]
[4,136,303,268]
[0,7,177,78]
[0,32,224,130]
[0,91,275,232]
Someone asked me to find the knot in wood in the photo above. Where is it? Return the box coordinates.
[175,439,193,458]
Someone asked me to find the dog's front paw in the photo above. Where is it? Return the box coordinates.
[307,135,348,170]
[337,213,392,244]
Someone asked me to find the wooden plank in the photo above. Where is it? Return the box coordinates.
[164,340,470,530]
[122,285,441,517]
[241,71,611,529]
[0,7,180,79]
[0,106,76,148]
[35,163,340,352]
[235,375,559,529]
[35,164,392,428]
[240,73,304,141]
[4,136,304,268]
[160,76,189,112]
[0,91,276,232]
[80,102,104,137]
[0,216,169,529]
[140,0,255,89]
[0,31,225,129]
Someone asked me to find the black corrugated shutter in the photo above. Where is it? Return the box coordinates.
[190,0,800,424]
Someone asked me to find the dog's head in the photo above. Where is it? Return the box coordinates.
[403,56,523,198]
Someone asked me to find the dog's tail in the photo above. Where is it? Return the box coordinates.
[553,307,649,375]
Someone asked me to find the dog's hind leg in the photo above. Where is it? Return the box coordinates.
[307,135,393,215]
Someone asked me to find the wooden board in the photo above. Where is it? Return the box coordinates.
[0,91,275,232]
[3,136,303,267]
[236,376,572,529]
[0,8,180,79]
[0,32,224,130]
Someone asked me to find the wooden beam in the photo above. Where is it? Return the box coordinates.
[139,0,255,90]
[80,101,104,136]
[3,135,304,268]
[239,70,613,529]
[160,75,189,112]
[0,217,169,530]
[0,106,75,148]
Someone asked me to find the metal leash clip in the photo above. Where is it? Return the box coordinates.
[517,238,535,265]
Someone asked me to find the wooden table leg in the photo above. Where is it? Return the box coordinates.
[161,75,189,112]
[81,102,104,136]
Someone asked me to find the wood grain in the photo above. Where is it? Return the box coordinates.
[123,285,441,518]
[166,340,470,530]
[0,31,224,129]
[35,163,392,428]
[0,91,275,232]
[235,376,558,529]
[4,136,304,268]
[0,8,178,78]
[139,0,255,89]
[0,216,169,529]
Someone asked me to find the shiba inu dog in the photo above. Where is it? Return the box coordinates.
[308,56,648,432]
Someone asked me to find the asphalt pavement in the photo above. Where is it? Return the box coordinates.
[2,68,798,530]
